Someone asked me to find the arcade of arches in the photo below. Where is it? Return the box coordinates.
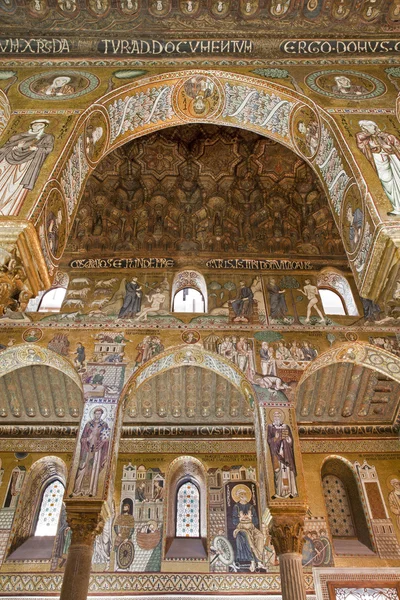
[0,9,400,600]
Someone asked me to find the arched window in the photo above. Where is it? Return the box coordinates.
[171,270,208,313]
[165,456,207,560]
[38,287,67,312]
[317,269,359,316]
[319,288,346,315]
[35,480,65,537]
[6,457,67,561]
[322,458,374,555]
[176,480,200,538]
[173,288,205,313]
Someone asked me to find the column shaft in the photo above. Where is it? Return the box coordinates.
[279,552,307,600]
[59,540,94,600]
[59,508,104,600]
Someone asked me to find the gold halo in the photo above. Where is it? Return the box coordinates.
[231,484,252,503]
[268,408,285,423]
[90,405,105,419]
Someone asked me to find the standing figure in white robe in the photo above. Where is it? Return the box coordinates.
[0,119,54,216]
[357,120,400,216]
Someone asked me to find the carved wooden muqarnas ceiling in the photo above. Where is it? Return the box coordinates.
[66,124,345,260]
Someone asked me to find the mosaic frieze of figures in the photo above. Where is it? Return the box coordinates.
[0,0,399,31]
[24,266,388,328]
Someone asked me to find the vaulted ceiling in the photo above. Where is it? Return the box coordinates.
[124,366,253,424]
[0,365,83,422]
[64,124,345,261]
[296,363,400,425]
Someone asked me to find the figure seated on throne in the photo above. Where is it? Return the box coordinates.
[229,281,258,324]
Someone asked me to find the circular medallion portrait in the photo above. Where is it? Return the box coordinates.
[44,188,68,261]
[182,329,200,344]
[19,70,99,101]
[291,105,320,159]
[341,183,365,255]
[305,70,385,100]
[174,74,224,121]
[84,110,109,165]
[22,327,43,343]
[345,332,358,342]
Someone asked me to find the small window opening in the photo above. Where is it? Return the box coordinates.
[38,288,67,313]
[173,288,205,313]
[176,481,200,538]
[35,480,65,536]
[319,289,346,315]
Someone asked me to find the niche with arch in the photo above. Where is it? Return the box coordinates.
[322,457,374,556]
[164,456,208,565]
[6,456,67,561]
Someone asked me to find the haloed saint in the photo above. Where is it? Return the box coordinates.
[0,119,54,216]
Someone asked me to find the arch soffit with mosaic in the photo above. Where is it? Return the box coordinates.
[0,343,83,392]
[29,70,384,298]
[6,455,67,556]
[0,90,10,139]
[297,342,400,390]
[120,344,256,411]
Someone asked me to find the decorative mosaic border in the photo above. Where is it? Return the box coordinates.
[313,568,400,600]
[0,438,257,454]
[0,594,317,600]
[0,573,315,594]
[300,439,400,454]
[0,438,397,454]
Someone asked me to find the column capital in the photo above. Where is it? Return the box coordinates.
[269,515,305,556]
[0,218,51,314]
[65,499,108,546]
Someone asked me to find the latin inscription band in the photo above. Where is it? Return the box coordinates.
[281,39,400,54]
[206,259,313,270]
[69,258,175,269]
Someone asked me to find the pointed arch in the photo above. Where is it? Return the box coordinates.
[29,69,382,298]
[297,341,400,389]
[0,343,82,392]
[7,456,67,557]
[120,344,256,412]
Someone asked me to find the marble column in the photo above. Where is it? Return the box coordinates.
[270,515,306,600]
[59,506,104,600]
